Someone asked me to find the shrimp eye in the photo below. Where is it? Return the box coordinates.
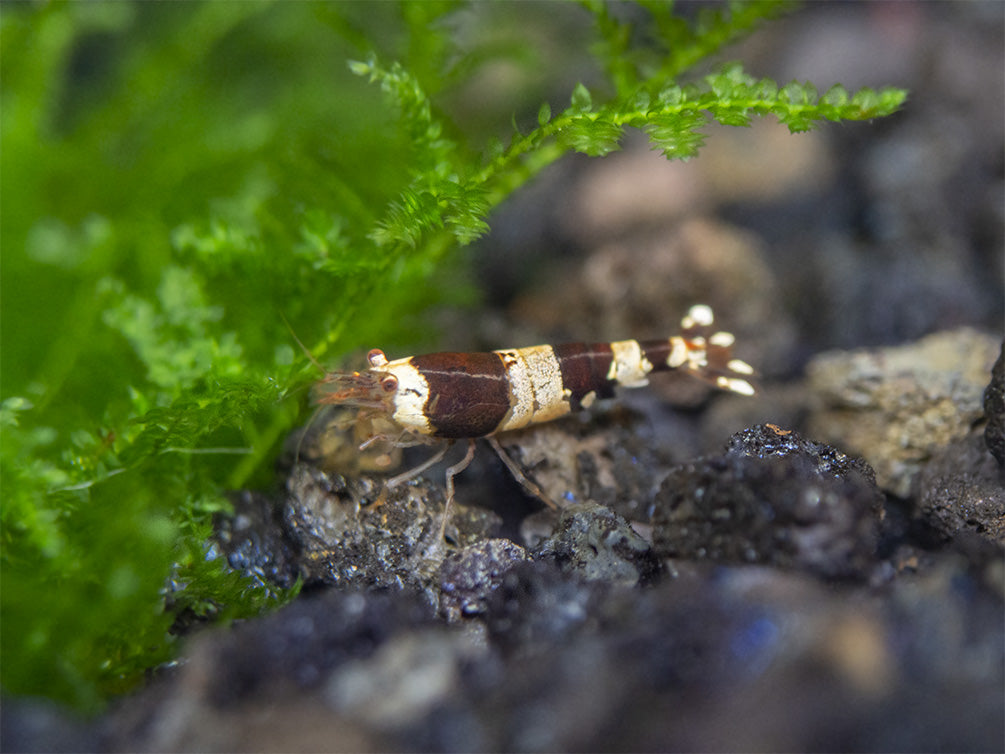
[380,375,398,393]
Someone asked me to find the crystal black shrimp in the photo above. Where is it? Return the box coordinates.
[312,305,755,544]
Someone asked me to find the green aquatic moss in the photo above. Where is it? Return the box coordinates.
[0,1,905,711]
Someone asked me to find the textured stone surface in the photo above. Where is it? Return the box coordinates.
[807,328,1000,496]
[281,464,501,597]
[984,342,1005,466]
[534,502,663,586]
[915,434,1005,543]
[438,538,528,621]
[652,425,883,579]
[101,555,1003,753]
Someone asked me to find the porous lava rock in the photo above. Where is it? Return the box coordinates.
[652,424,883,579]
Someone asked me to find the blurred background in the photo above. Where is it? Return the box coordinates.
[1,0,1001,739]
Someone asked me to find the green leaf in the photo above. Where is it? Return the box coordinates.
[877,87,908,112]
[645,111,707,160]
[570,82,593,112]
[347,58,373,77]
[821,83,849,107]
[630,89,652,114]
[538,101,552,126]
[654,83,685,107]
[779,80,816,105]
[557,116,624,157]
[708,105,752,128]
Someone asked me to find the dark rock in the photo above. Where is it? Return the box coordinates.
[104,588,437,753]
[203,588,437,707]
[915,433,1005,544]
[103,553,1004,753]
[984,342,1005,466]
[494,410,679,524]
[324,627,487,738]
[282,464,500,596]
[439,538,528,621]
[651,424,883,579]
[481,560,608,654]
[214,489,299,589]
[725,423,883,486]
[1,697,99,754]
[534,502,664,586]
[459,560,1003,752]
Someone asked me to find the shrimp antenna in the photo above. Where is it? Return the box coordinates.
[277,312,329,467]
[279,311,326,375]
